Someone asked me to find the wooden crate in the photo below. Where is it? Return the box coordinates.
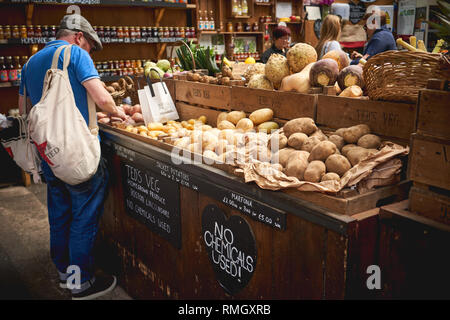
[283,180,410,216]
[175,80,232,110]
[316,95,417,142]
[408,133,450,190]
[231,86,317,120]
[97,129,385,299]
[416,82,450,140]
[409,183,450,226]
[378,200,450,299]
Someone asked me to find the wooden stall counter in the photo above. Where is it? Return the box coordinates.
[96,124,392,300]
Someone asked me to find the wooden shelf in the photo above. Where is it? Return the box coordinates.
[0,81,20,88]
[230,16,251,19]
[255,1,273,6]
[0,37,196,45]
[6,0,197,9]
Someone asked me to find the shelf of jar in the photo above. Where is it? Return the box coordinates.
[6,0,196,9]
[0,37,197,45]
[254,1,273,5]
[230,16,251,19]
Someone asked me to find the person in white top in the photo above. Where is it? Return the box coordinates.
[315,14,344,58]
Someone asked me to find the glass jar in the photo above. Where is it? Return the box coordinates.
[128,68,134,75]
[4,25,11,39]
[20,25,27,38]
[136,59,142,68]
[102,61,108,70]
[35,25,42,38]
[12,25,20,39]
[125,59,131,68]
[117,26,124,40]
[42,25,49,38]
[157,27,163,38]
[190,27,196,38]
[123,27,130,40]
[129,26,136,42]
[50,25,57,38]
[0,26,4,40]
[235,22,242,32]
[97,26,104,39]
[244,23,251,32]
[110,26,117,40]
[227,22,233,33]
[164,27,170,38]
[253,22,259,32]
[108,60,114,69]
[119,60,125,69]
[104,26,111,42]
[179,27,185,38]
[135,26,141,41]
[169,27,175,38]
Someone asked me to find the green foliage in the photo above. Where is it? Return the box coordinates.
[176,40,220,76]
[427,0,450,48]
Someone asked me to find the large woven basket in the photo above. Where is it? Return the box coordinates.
[363,50,450,103]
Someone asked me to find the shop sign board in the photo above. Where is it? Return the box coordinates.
[120,159,181,249]
[202,204,257,296]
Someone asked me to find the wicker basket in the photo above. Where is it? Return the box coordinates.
[363,50,450,103]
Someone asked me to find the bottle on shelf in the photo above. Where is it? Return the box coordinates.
[6,56,17,82]
[4,25,11,39]
[0,57,8,83]
[237,0,243,16]
[198,10,204,31]
[242,0,248,16]
[0,26,4,40]
[210,10,215,31]
[232,0,239,17]
[15,56,22,81]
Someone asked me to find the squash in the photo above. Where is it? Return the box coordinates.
[279,62,315,93]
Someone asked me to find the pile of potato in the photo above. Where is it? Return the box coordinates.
[271,118,383,183]
[121,116,209,140]
[97,103,143,126]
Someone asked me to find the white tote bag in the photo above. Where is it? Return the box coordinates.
[28,44,101,185]
[0,112,42,183]
[138,70,179,125]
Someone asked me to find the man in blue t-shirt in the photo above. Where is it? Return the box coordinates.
[19,14,123,300]
[350,9,397,65]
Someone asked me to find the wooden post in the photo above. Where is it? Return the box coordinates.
[21,170,31,187]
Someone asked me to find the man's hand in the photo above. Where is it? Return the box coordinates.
[351,51,363,59]
[111,107,126,119]
[83,78,117,114]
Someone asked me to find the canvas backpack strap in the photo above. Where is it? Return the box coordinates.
[51,45,67,70]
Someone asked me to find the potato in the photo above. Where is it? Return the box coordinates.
[215,139,229,155]
[217,120,236,130]
[284,151,309,180]
[304,160,326,183]
[342,124,371,144]
[283,117,317,138]
[257,121,279,133]
[346,147,372,166]
[268,133,288,151]
[274,147,296,167]
[287,132,308,150]
[256,147,272,163]
[187,142,202,154]
[310,129,328,142]
[148,122,164,131]
[300,136,322,153]
[201,125,213,131]
[203,150,218,163]
[334,128,346,137]
[249,108,274,125]
[308,141,337,162]
[236,118,254,132]
[198,115,207,124]
[357,134,381,149]
[216,112,228,126]
[321,172,341,182]
[328,134,345,150]
[227,111,246,125]
[325,154,351,177]
[173,136,191,149]
[341,144,358,157]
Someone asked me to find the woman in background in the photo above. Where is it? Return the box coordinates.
[315,14,343,58]
[261,26,291,63]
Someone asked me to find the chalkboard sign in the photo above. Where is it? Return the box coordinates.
[202,204,257,296]
[121,160,181,249]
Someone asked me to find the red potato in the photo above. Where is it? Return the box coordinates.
[124,117,136,126]
[97,112,108,119]
[131,104,142,115]
[122,104,133,115]
[131,112,144,123]
[98,117,110,124]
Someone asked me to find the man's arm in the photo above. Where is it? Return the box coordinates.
[82,78,123,116]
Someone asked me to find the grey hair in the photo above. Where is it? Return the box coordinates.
[56,28,78,39]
